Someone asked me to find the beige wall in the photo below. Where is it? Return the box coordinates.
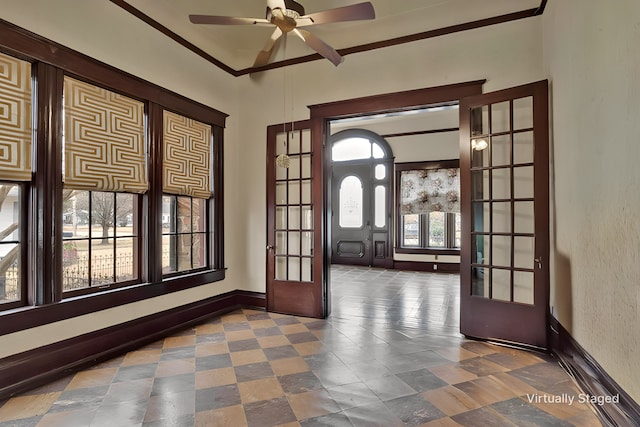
[0,3,544,359]
[543,0,640,401]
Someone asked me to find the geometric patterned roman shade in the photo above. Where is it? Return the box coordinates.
[63,77,147,193]
[163,110,211,199]
[0,52,32,181]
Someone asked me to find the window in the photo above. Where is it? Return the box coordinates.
[0,184,23,306]
[332,137,387,162]
[0,28,226,328]
[62,191,139,294]
[62,77,145,295]
[338,175,363,228]
[162,195,207,274]
[0,52,31,309]
[396,161,461,253]
[162,110,213,276]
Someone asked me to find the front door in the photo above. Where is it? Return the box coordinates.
[331,162,373,266]
[266,119,327,318]
[328,130,393,268]
[459,80,549,349]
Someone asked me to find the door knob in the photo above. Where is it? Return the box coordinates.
[534,256,542,268]
[266,245,274,251]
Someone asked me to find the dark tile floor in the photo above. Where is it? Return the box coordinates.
[0,266,602,426]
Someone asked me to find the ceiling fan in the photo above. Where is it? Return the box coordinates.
[189,0,375,67]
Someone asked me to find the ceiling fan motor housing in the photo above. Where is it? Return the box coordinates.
[266,0,305,32]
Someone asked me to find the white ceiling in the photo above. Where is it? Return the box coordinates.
[124,0,542,71]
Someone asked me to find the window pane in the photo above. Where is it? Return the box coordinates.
[192,199,205,232]
[339,176,363,228]
[428,212,445,247]
[178,234,192,272]
[402,214,419,247]
[513,96,533,130]
[332,138,370,161]
[492,268,511,301]
[374,185,385,228]
[372,143,384,159]
[177,197,192,233]
[116,237,136,282]
[163,194,209,275]
[374,164,386,180]
[0,185,20,304]
[91,238,115,285]
[0,244,19,303]
[163,234,176,274]
[193,233,206,269]
[64,240,89,291]
[91,192,115,241]
[491,101,510,134]
[454,212,461,248]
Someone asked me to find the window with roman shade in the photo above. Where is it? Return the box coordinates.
[0,52,31,307]
[396,162,461,251]
[162,111,213,275]
[62,77,146,294]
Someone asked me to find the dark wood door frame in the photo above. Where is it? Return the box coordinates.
[309,80,486,276]
[264,81,487,318]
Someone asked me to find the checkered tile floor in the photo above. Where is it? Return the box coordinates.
[0,266,602,426]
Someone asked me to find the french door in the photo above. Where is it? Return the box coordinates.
[459,81,549,349]
[266,119,327,318]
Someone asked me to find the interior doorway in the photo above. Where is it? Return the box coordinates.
[329,129,393,268]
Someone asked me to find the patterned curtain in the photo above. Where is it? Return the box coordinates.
[400,168,460,214]
[163,111,212,199]
[0,52,32,181]
[63,77,147,193]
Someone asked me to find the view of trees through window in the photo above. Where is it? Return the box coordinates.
[62,190,138,292]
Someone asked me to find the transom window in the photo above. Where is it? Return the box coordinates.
[332,137,386,162]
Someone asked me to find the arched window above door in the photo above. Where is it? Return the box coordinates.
[330,129,393,162]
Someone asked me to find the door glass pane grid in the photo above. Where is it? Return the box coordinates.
[273,129,313,283]
[470,99,522,302]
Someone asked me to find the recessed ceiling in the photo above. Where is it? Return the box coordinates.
[120,0,543,73]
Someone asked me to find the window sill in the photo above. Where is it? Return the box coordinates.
[394,247,461,256]
[0,268,226,337]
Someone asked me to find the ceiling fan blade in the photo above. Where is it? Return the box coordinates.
[299,2,375,26]
[293,29,343,66]
[254,27,283,67]
[189,15,270,25]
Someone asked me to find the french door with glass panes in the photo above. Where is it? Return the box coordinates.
[266,120,327,318]
[459,81,549,349]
